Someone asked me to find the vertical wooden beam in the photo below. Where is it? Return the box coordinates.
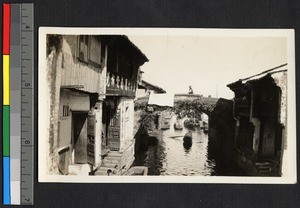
[94,102,102,166]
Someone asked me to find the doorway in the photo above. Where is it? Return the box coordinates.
[72,112,88,164]
[102,97,121,151]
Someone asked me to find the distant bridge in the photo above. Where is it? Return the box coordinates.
[174,94,219,116]
[134,94,220,137]
[135,94,219,115]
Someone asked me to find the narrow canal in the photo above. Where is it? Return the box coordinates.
[133,114,245,176]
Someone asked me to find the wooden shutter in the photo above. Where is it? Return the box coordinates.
[78,35,88,62]
[88,36,101,66]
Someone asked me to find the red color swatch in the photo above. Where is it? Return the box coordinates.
[3,4,10,55]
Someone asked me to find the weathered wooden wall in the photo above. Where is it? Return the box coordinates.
[61,36,103,93]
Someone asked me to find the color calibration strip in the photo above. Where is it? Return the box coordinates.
[2,3,34,205]
[3,3,11,205]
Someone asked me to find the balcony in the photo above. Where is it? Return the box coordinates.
[106,72,137,97]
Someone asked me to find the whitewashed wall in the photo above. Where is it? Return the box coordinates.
[118,98,135,151]
[58,89,90,149]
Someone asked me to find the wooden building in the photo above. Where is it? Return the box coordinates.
[46,35,148,175]
[227,64,287,176]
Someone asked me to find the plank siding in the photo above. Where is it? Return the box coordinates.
[61,36,101,93]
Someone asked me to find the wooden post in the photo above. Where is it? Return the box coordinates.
[94,101,102,166]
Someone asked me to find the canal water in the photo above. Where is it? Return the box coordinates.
[133,115,245,176]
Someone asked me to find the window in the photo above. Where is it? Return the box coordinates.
[78,35,101,67]
[78,35,88,62]
[88,36,101,66]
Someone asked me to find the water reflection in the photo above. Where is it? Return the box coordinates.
[134,115,208,176]
[206,139,246,176]
[133,114,245,176]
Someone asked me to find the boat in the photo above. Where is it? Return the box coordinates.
[123,166,148,176]
[183,132,193,149]
[183,118,200,130]
[174,119,183,130]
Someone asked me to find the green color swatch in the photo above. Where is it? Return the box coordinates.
[3,105,10,156]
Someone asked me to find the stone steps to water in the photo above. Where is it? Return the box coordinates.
[103,163,119,169]
[108,151,123,156]
[106,153,122,158]
[104,155,122,162]
[95,166,117,176]
[95,145,134,175]
[103,158,120,164]
[95,170,107,176]
[95,151,124,175]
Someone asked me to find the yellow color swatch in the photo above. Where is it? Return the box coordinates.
[3,55,10,105]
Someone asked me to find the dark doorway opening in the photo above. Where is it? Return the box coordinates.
[72,112,88,164]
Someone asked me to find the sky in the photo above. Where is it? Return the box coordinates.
[128,35,287,99]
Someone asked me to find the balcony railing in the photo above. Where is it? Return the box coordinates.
[106,72,137,97]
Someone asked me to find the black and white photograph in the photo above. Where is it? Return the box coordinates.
[38,28,296,183]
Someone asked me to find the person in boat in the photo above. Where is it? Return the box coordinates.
[183,131,193,149]
[185,131,193,139]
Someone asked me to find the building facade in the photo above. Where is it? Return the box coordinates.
[46,35,148,175]
[227,64,287,176]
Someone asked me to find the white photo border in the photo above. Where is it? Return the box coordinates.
[38,27,296,183]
